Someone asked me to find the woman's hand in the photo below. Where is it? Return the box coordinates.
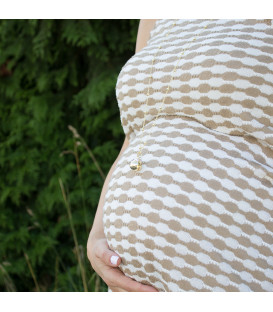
[87,235,159,292]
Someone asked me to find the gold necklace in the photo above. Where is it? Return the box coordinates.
[129,19,210,172]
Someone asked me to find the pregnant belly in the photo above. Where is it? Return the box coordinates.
[102,116,273,292]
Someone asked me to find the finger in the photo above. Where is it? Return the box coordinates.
[109,286,127,292]
[95,239,121,267]
[106,267,158,292]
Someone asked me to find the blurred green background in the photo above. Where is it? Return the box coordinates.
[0,19,139,291]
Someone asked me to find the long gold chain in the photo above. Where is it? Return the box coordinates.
[129,19,210,172]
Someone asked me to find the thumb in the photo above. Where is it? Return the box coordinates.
[109,254,121,267]
[100,239,121,267]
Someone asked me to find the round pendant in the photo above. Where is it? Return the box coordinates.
[129,159,142,171]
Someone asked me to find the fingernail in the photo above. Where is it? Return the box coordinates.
[110,255,119,265]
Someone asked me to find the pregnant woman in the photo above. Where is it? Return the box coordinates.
[87,19,273,292]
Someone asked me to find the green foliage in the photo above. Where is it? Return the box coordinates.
[0,19,139,291]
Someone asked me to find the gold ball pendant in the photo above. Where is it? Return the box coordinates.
[129,159,142,171]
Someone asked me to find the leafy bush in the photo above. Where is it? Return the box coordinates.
[0,19,139,291]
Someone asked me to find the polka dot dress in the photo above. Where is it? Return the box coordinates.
[103,19,273,291]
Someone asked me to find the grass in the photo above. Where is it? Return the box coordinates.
[56,124,107,292]
[1,125,107,292]
[58,177,88,292]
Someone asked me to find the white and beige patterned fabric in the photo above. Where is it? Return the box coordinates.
[102,19,273,291]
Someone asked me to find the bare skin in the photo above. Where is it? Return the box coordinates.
[87,20,159,292]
